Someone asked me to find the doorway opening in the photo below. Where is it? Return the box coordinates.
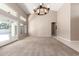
[51,22,57,36]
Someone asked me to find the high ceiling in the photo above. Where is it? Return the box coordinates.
[18,3,64,15]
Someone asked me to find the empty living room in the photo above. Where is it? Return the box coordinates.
[0,1,79,59]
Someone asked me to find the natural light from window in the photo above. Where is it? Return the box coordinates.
[0,21,10,42]
[20,16,26,22]
[0,34,9,42]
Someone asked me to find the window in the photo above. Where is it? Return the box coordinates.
[20,16,26,22]
[0,4,18,17]
[0,23,10,29]
[0,21,10,42]
[24,25,27,34]
[20,23,24,26]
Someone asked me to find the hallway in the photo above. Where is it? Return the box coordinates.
[0,37,79,56]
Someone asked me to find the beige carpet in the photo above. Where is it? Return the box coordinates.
[0,36,79,56]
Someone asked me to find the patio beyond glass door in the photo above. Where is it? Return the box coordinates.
[0,19,10,42]
[0,15,18,44]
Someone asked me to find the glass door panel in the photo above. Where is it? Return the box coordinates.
[10,21,18,40]
[0,15,18,46]
[0,17,10,42]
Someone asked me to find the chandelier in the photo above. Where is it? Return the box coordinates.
[33,3,50,15]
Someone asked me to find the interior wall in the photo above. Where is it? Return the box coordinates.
[57,3,71,41]
[28,10,57,37]
[71,3,79,41]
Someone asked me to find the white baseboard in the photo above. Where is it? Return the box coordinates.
[54,36,79,52]
[55,36,79,42]
[0,39,17,47]
[57,36,70,41]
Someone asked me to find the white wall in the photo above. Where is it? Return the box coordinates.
[57,4,71,41]
[28,10,57,37]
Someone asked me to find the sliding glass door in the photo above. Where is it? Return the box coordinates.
[0,15,18,45]
[10,21,18,40]
[0,20,10,42]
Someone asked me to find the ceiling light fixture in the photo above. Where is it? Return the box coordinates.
[33,3,50,15]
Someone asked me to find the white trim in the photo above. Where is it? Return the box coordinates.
[0,38,17,47]
[55,36,71,41]
[55,36,79,42]
[54,35,79,52]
